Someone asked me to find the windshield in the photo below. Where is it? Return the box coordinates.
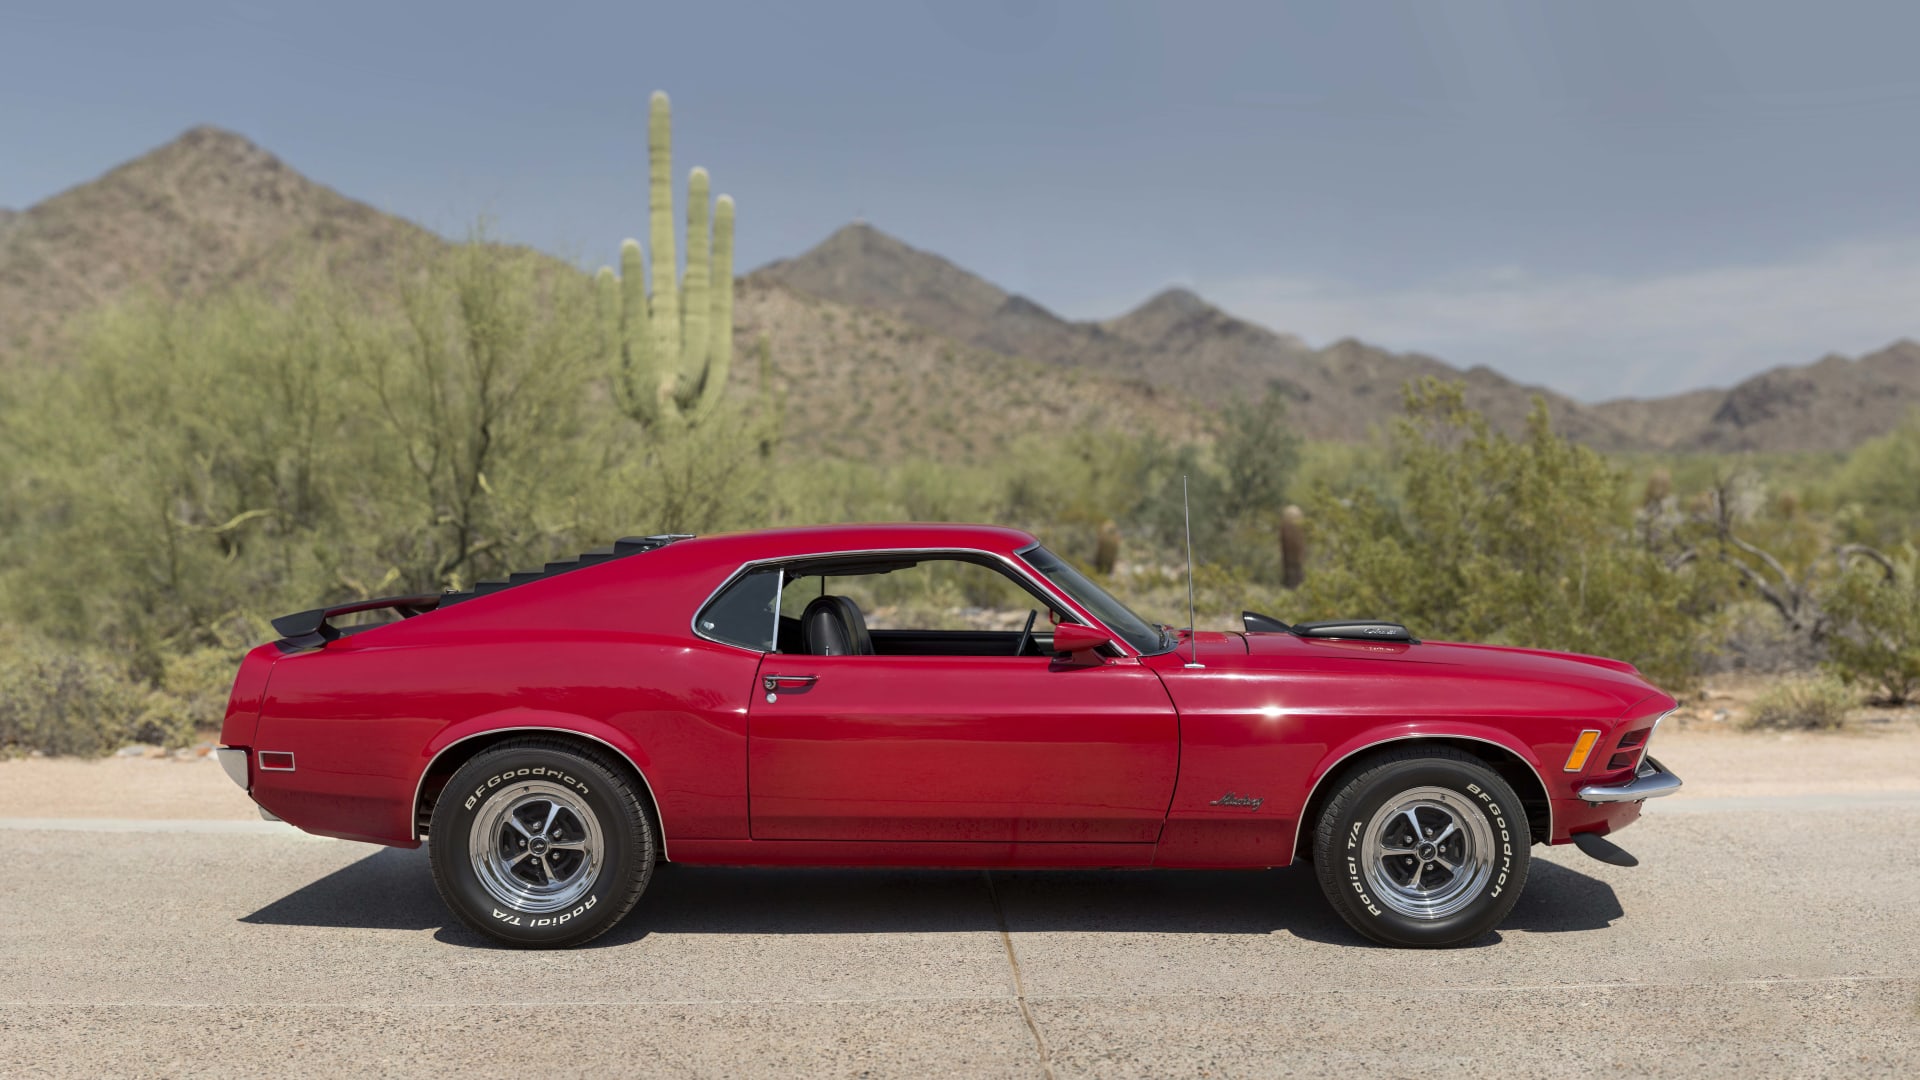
[1019,544,1171,655]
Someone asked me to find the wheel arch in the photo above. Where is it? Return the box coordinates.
[412,719,669,860]
[1293,733,1553,863]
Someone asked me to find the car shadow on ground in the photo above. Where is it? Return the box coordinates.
[242,846,1623,949]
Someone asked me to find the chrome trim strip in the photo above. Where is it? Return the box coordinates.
[1578,755,1683,803]
[687,546,1135,658]
[1635,709,1674,772]
[409,727,671,859]
[1290,734,1556,862]
[215,747,249,792]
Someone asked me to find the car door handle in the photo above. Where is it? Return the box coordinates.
[763,674,818,693]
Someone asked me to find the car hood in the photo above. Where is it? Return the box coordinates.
[1226,630,1664,706]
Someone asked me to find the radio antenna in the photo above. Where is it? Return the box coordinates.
[1183,475,1203,669]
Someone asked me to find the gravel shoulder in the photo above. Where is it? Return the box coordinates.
[0,755,259,820]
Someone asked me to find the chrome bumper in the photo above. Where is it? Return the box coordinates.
[215,747,248,792]
[1578,756,1682,803]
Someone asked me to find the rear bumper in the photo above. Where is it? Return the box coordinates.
[1577,755,1682,803]
[215,747,248,792]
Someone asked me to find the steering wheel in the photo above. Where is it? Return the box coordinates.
[1015,609,1038,657]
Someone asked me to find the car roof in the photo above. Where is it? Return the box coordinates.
[676,522,1041,562]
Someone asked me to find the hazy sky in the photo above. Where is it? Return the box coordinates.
[7,1,1920,401]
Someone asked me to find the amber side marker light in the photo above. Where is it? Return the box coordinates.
[257,751,296,772]
[1563,730,1602,772]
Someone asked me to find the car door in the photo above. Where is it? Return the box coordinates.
[749,652,1178,842]
[741,553,1180,844]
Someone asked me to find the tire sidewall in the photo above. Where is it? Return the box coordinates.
[431,745,646,947]
[1322,756,1528,947]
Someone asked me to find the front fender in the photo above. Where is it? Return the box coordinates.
[1292,721,1558,861]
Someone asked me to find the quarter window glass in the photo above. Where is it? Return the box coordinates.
[697,569,781,651]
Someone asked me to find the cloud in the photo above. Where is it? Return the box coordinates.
[1193,239,1920,402]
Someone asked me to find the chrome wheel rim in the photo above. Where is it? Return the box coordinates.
[468,780,604,913]
[1360,786,1494,920]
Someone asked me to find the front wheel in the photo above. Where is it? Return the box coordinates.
[429,737,655,948]
[1311,747,1530,947]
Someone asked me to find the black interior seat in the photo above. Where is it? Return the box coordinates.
[801,595,873,656]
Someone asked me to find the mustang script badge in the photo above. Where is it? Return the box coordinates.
[1209,792,1264,811]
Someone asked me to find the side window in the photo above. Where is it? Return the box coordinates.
[696,568,781,651]
[780,558,1051,632]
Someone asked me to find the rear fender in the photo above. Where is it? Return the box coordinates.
[411,708,668,853]
[219,644,281,749]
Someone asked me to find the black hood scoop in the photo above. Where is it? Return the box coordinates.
[1242,611,1418,643]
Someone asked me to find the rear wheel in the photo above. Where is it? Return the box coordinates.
[1312,747,1529,947]
[428,737,654,948]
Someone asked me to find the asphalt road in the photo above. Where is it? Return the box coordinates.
[2,795,1916,1078]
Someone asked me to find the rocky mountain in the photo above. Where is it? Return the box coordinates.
[1587,344,1920,454]
[6,127,1918,455]
[0,126,433,363]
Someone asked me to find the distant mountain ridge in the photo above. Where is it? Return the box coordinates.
[752,223,1632,445]
[756,223,1920,452]
[1593,341,1920,452]
[4,127,1917,454]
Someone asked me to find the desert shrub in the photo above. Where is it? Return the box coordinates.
[1704,601,1824,675]
[1217,386,1302,522]
[0,239,778,682]
[1822,548,1920,704]
[1834,410,1920,546]
[1290,380,1724,687]
[0,630,155,755]
[128,691,200,750]
[1744,675,1854,731]
[159,646,247,733]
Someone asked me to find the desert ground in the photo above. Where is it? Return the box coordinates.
[2,698,1916,1078]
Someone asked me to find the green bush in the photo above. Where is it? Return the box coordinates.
[1834,411,1920,546]
[0,630,155,755]
[1289,380,1724,687]
[0,240,777,682]
[1822,548,1920,704]
[159,646,247,733]
[1744,675,1854,731]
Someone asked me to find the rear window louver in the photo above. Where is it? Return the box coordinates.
[438,533,693,607]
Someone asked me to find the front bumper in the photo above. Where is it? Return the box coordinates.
[1577,755,1682,803]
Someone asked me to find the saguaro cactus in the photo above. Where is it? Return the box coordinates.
[1093,519,1121,575]
[598,91,736,429]
[1279,504,1307,590]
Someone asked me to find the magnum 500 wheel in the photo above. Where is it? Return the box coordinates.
[1311,747,1530,947]
[429,737,655,948]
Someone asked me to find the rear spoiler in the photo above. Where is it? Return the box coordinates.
[1242,611,1418,643]
[270,533,696,652]
[271,594,442,652]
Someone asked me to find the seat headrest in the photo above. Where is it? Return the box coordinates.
[800,594,872,656]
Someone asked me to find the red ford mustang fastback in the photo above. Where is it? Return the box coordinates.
[218,523,1681,948]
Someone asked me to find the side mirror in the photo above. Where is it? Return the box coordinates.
[1051,623,1112,664]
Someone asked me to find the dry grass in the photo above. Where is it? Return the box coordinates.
[1742,675,1856,731]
